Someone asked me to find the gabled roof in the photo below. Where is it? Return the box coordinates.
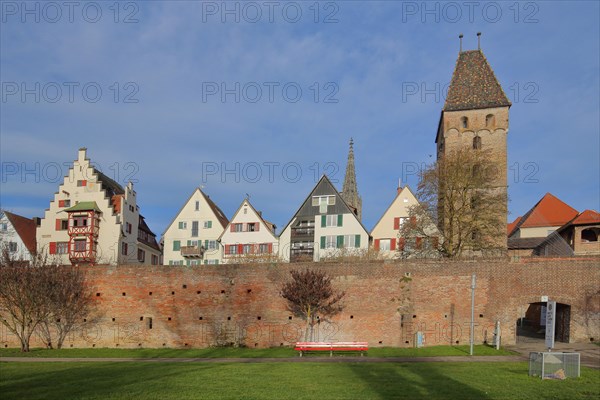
[444,50,511,112]
[508,193,579,237]
[138,215,161,251]
[280,175,370,235]
[93,168,125,195]
[3,211,37,254]
[507,216,522,236]
[569,210,600,226]
[370,186,418,233]
[161,188,229,236]
[218,199,278,241]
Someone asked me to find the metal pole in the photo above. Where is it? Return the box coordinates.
[470,274,476,356]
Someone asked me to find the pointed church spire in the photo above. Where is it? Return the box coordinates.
[341,138,362,221]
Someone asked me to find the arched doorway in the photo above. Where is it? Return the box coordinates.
[516,302,571,344]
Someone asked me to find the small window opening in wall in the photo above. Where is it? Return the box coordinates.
[168,317,172,321]
[112,318,115,322]
[184,343,188,347]
[582,228,599,242]
[116,343,119,347]
[147,317,153,330]
[444,315,448,318]
[247,289,252,293]
[257,316,261,320]
[590,338,595,342]
[405,341,409,344]
[199,317,203,320]
[171,291,175,295]
[378,341,383,344]
[149,292,153,296]
[227,316,231,321]
[140,316,143,321]
[455,340,460,344]
[280,343,284,346]
[4,344,8,348]
[92,344,96,347]
[479,314,484,318]
[289,316,292,320]
[162,343,166,347]
[473,135,482,150]
[221,290,225,294]
[255,343,258,347]
[350,315,354,319]
[83,318,87,322]
[122,292,126,296]
[70,344,73,348]
[412,315,417,318]
[461,116,469,128]
[138,343,142,347]
[486,114,495,127]
[182,285,187,289]
[96,293,101,297]
[197,290,201,294]
[56,318,61,323]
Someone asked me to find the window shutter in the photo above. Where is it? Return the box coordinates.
[268,243,273,253]
[173,241,180,251]
[337,235,344,248]
[374,239,380,251]
[355,235,361,248]
[255,223,260,232]
[208,221,212,228]
[55,219,62,231]
[390,238,396,251]
[224,244,230,254]
[187,240,191,246]
[337,214,343,227]
[230,224,235,232]
[59,200,65,207]
[399,238,406,251]
[204,240,209,249]
[394,217,400,230]
[49,242,57,254]
[416,237,423,249]
[215,260,219,265]
[320,236,325,249]
[321,215,326,228]
[238,244,243,254]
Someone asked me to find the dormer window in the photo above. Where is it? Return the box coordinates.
[461,116,468,129]
[473,136,482,150]
[486,114,495,127]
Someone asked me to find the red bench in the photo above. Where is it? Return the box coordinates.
[294,341,369,357]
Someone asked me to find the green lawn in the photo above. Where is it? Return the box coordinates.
[0,361,598,400]
[0,344,516,358]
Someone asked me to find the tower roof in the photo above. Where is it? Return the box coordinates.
[444,50,511,111]
[341,138,362,220]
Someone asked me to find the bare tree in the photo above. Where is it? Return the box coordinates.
[36,265,95,349]
[0,249,55,351]
[280,269,345,341]
[401,148,506,258]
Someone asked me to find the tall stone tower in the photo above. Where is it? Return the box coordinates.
[341,138,362,221]
[435,35,511,254]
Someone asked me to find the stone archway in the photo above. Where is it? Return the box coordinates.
[516,301,571,344]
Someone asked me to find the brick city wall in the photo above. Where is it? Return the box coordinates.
[2,258,599,349]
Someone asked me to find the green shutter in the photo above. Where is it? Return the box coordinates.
[321,215,326,227]
[186,260,190,266]
[208,221,212,228]
[204,240,209,249]
[337,235,344,248]
[215,260,219,265]
[173,240,180,251]
[204,260,208,265]
[187,240,191,246]
[338,214,343,227]
[355,235,361,247]
[169,260,173,265]
[320,236,326,249]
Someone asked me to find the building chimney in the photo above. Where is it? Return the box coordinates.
[78,147,87,163]
[477,32,481,50]
[459,34,464,52]
[33,217,42,226]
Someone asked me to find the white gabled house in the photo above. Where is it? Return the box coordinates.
[0,211,38,263]
[371,185,440,259]
[36,148,161,265]
[219,198,278,263]
[279,175,370,262]
[162,188,229,266]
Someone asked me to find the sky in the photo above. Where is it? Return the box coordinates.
[1,0,599,237]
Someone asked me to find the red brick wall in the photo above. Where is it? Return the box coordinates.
[2,258,599,349]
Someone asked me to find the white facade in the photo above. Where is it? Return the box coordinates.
[162,188,228,266]
[36,148,161,265]
[219,199,278,263]
[0,211,36,263]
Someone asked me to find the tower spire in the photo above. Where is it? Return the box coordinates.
[341,137,362,221]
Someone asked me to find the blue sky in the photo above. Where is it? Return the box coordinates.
[1,1,599,236]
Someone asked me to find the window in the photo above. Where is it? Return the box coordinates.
[379,239,391,251]
[195,201,200,211]
[343,235,358,248]
[1,223,8,232]
[56,219,68,231]
[8,242,17,253]
[77,180,87,187]
[206,259,219,265]
[125,222,132,233]
[178,221,187,229]
[138,249,145,262]
[473,136,482,150]
[73,216,88,227]
[581,228,599,242]
[486,114,495,127]
[57,242,68,254]
[129,205,135,212]
[227,245,239,255]
[322,214,343,228]
[203,221,212,229]
[75,240,87,252]
[191,221,199,237]
[58,199,71,207]
[242,244,252,254]
[247,223,256,232]
[259,243,271,254]
[326,215,337,227]
[121,242,128,255]
[461,116,468,129]
[233,223,243,232]
[325,235,336,249]
[151,255,159,265]
[312,195,335,213]
[472,164,481,178]
[173,241,181,251]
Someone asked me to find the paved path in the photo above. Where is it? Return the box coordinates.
[506,340,600,369]
[1,355,525,363]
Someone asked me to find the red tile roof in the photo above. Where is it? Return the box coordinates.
[4,211,37,254]
[509,193,579,237]
[566,210,600,226]
[444,50,511,111]
[507,216,522,235]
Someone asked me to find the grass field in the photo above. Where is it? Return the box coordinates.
[1,361,598,400]
[0,344,516,358]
